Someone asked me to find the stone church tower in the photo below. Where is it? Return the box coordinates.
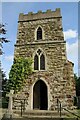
[14,8,75,110]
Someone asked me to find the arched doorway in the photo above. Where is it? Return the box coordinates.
[33,80,48,110]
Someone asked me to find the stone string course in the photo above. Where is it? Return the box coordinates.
[13,8,76,110]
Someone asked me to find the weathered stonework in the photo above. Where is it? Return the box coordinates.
[13,8,76,110]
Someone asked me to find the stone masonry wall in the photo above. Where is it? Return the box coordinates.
[13,8,76,110]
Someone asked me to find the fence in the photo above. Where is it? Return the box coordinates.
[57,98,80,119]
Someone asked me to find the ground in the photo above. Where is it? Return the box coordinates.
[1,108,80,120]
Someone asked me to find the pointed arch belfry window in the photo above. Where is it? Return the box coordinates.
[34,49,45,70]
[37,27,42,40]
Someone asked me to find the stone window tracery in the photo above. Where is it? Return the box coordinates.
[34,49,45,70]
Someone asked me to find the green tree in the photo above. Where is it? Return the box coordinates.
[74,74,80,109]
[74,74,80,96]
[0,65,9,108]
[0,23,9,94]
[0,69,7,97]
[76,78,80,96]
[0,23,9,108]
[6,57,33,93]
[0,23,9,55]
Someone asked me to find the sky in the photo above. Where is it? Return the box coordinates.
[0,2,78,78]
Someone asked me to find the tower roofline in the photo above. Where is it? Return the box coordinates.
[18,8,61,22]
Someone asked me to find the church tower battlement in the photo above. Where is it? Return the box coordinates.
[19,8,61,22]
[14,8,76,110]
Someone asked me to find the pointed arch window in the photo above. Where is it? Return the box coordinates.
[37,27,42,40]
[34,54,38,70]
[40,54,45,70]
[34,49,45,70]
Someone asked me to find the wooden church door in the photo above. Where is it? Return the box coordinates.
[33,80,48,110]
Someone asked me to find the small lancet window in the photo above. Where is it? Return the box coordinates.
[34,54,39,70]
[37,27,42,40]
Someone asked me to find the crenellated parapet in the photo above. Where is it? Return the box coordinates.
[18,8,61,22]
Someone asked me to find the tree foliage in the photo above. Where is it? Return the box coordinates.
[0,23,9,95]
[0,68,7,97]
[0,23,9,55]
[74,74,80,96]
[6,57,33,93]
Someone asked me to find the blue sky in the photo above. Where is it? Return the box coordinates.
[1,2,78,78]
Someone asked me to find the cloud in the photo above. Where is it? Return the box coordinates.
[66,40,78,73]
[64,29,78,40]
[66,40,78,74]
[5,55,13,61]
[66,40,78,61]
